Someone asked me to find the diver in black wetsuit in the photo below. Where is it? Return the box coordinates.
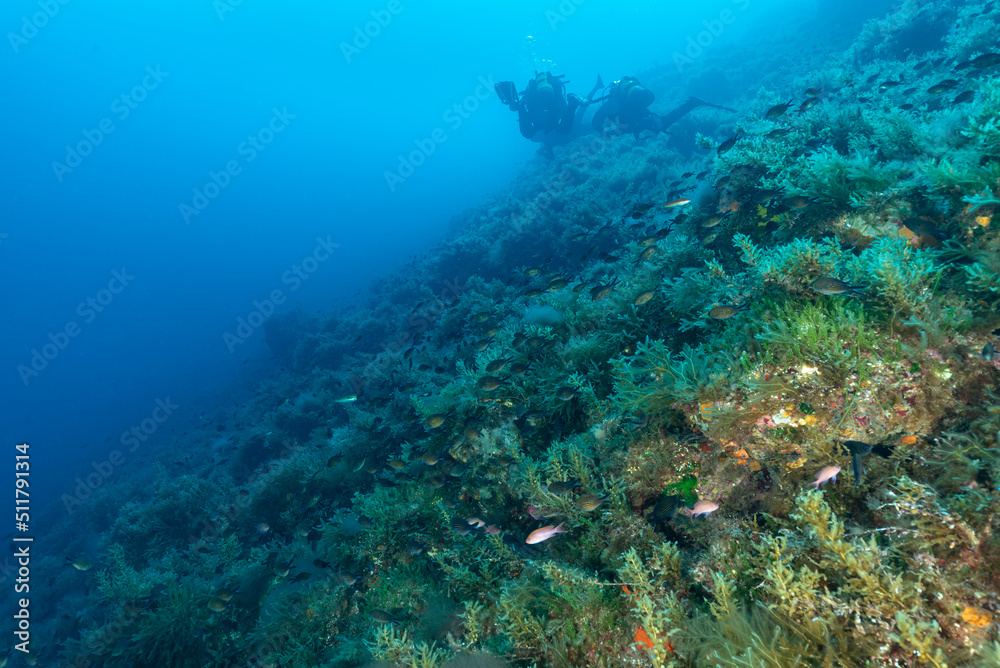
[592,75,735,139]
[496,72,583,140]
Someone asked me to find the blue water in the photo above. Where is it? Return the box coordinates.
[2,0,829,511]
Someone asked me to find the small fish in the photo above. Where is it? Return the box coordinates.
[983,342,998,362]
[424,474,446,488]
[635,246,657,264]
[590,278,620,301]
[708,304,750,320]
[634,290,656,306]
[878,79,903,91]
[419,451,439,465]
[334,394,357,403]
[485,357,515,374]
[477,376,505,391]
[369,609,400,624]
[485,524,502,535]
[473,337,496,351]
[528,504,558,519]
[388,458,406,470]
[575,493,607,512]
[810,277,865,295]
[555,386,578,401]
[292,572,311,583]
[752,188,783,205]
[523,266,544,276]
[338,572,359,585]
[688,500,719,518]
[423,413,450,429]
[545,277,569,292]
[927,79,959,94]
[256,522,270,535]
[214,587,238,601]
[547,480,577,495]
[649,494,680,522]
[968,53,1000,69]
[624,409,648,432]
[406,539,426,555]
[466,517,486,529]
[662,198,691,208]
[764,99,794,119]
[451,517,472,535]
[207,598,227,612]
[352,458,366,472]
[700,213,729,228]
[843,441,872,488]
[797,97,820,113]
[66,557,93,571]
[471,310,492,323]
[521,288,543,299]
[953,90,975,104]
[526,523,567,544]
[809,465,841,488]
[717,134,740,155]
[804,87,823,97]
[313,559,332,569]
[766,128,792,139]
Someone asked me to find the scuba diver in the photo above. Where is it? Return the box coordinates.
[496,72,579,139]
[496,72,733,154]
[495,72,604,154]
[592,75,735,139]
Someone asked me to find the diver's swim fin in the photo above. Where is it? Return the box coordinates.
[587,74,604,100]
[495,81,519,108]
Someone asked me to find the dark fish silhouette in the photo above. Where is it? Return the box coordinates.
[844,440,872,488]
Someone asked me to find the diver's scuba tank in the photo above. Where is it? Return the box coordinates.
[618,76,654,108]
[534,71,565,105]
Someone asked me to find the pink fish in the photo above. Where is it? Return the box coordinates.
[466,517,486,529]
[809,465,841,488]
[688,500,719,518]
[484,524,502,535]
[525,523,566,544]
